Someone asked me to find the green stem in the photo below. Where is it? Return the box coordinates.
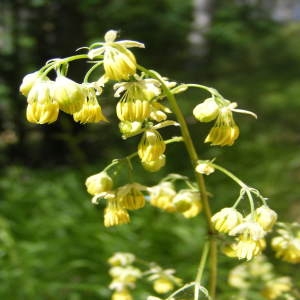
[194,241,210,300]
[138,65,217,299]
[211,163,247,189]
[212,163,256,215]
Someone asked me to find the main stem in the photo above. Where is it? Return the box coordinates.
[139,66,217,298]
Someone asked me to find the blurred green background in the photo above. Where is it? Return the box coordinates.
[0,0,300,299]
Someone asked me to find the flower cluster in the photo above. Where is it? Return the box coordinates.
[271,222,300,264]
[228,255,296,300]
[147,176,202,219]
[193,97,256,146]
[108,252,141,300]
[108,252,182,300]
[20,72,107,124]
[86,171,147,227]
[86,172,202,226]
[212,205,277,261]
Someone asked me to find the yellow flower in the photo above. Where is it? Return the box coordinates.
[109,266,141,284]
[153,278,174,294]
[149,102,170,122]
[117,183,146,210]
[116,98,151,122]
[104,198,130,227]
[19,71,40,96]
[204,101,256,146]
[53,75,85,114]
[108,252,135,266]
[211,207,243,234]
[142,154,166,172]
[148,182,176,212]
[205,105,239,146]
[112,289,133,300]
[73,87,107,123]
[172,190,201,215]
[224,238,266,261]
[26,101,59,124]
[182,198,202,218]
[85,171,113,195]
[193,97,219,122]
[88,30,144,81]
[261,277,292,300]
[229,221,266,241]
[138,129,166,163]
[114,78,160,122]
[272,236,300,263]
[195,160,215,175]
[253,205,277,232]
[26,79,59,124]
[228,264,249,289]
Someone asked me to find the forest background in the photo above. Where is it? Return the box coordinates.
[0,0,300,299]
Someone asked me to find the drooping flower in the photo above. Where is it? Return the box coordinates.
[53,75,85,114]
[272,235,300,264]
[114,77,160,122]
[88,30,145,81]
[193,97,219,123]
[19,71,41,96]
[138,129,166,163]
[116,183,146,210]
[261,277,292,300]
[112,289,133,300]
[211,207,243,234]
[195,160,215,175]
[73,86,108,123]
[153,277,174,294]
[108,252,136,267]
[223,238,266,261]
[252,205,278,232]
[205,104,239,146]
[148,182,176,212]
[85,171,113,195]
[104,198,130,227]
[26,79,59,124]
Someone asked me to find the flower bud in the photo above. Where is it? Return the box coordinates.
[254,205,277,231]
[195,161,215,175]
[211,207,243,233]
[153,278,174,294]
[53,76,85,114]
[193,98,219,122]
[19,71,40,96]
[148,182,176,212]
[85,172,113,195]
[112,289,133,300]
[138,129,166,163]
